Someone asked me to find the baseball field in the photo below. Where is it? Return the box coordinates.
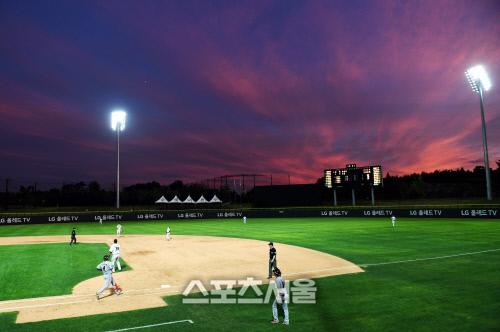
[0,217,499,331]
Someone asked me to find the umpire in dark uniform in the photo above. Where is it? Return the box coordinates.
[268,242,277,278]
[70,227,77,245]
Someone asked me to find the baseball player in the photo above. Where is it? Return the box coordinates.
[270,267,289,325]
[109,239,121,272]
[98,216,103,225]
[391,215,396,227]
[243,216,247,224]
[268,242,277,279]
[96,255,122,299]
[116,224,122,237]
[69,227,77,246]
[166,226,171,241]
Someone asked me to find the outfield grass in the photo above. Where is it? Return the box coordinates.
[0,218,499,331]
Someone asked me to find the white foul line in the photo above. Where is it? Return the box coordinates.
[359,248,500,267]
[0,287,164,304]
[0,299,93,312]
[105,319,194,332]
[284,265,358,277]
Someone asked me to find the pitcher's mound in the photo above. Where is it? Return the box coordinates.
[0,235,363,323]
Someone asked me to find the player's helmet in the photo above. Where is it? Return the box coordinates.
[273,267,282,276]
[103,255,110,261]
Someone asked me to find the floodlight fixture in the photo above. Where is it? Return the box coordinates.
[111,110,127,131]
[110,109,127,208]
[465,65,492,93]
[465,65,493,200]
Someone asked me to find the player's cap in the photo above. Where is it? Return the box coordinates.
[268,242,273,246]
[103,255,110,261]
[273,267,281,276]
[114,239,118,243]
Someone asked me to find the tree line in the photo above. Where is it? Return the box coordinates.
[380,162,500,200]
[0,180,234,209]
[1,161,499,209]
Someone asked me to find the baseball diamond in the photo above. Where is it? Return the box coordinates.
[0,234,361,323]
[0,218,500,332]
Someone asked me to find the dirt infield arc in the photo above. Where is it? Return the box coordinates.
[0,235,363,323]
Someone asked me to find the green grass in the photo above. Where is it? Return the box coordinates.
[0,243,129,301]
[0,218,499,331]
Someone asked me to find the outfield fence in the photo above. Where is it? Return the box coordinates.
[0,207,499,225]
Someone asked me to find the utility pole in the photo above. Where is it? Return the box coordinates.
[371,186,375,206]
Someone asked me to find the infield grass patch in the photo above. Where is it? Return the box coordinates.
[0,243,128,300]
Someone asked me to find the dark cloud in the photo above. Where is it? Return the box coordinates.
[0,0,499,185]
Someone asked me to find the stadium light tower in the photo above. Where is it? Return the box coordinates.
[465,65,492,200]
[111,110,127,208]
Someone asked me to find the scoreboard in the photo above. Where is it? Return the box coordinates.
[324,164,382,188]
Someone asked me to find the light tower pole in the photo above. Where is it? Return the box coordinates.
[465,65,493,201]
[111,110,127,208]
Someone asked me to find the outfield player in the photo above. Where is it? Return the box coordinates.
[243,216,247,224]
[69,227,77,245]
[96,255,121,299]
[109,239,122,272]
[270,267,289,325]
[116,224,122,237]
[391,215,396,227]
[268,242,277,279]
[98,216,103,225]
[166,226,171,241]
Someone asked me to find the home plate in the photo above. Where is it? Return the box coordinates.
[161,285,171,289]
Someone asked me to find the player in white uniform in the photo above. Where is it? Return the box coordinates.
[116,224,122,237]
[243,216,247,224]
[109,239,121,272]
[166,226,171,241]
[96,255,121,299]
[98,216,103,225]
[270,267,289,325]
[391,215,396,227]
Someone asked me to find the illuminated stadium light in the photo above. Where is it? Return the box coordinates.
[465,65,491,93]
[111,110,127,131]
[110,110,127,208]
[465,65,492,200]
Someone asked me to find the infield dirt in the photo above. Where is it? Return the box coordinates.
[0,234,363,323]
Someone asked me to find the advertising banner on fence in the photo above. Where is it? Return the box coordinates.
[0,207,499,225]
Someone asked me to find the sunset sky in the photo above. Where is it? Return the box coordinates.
[1,0,499,187]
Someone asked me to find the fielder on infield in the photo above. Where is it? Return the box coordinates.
[109,239,122,272]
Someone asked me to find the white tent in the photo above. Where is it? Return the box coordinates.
[155,196,169,204]
[169,195,182,203]
[196,195,209,204]
[209,194,222,203]
[183,195,195,204]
